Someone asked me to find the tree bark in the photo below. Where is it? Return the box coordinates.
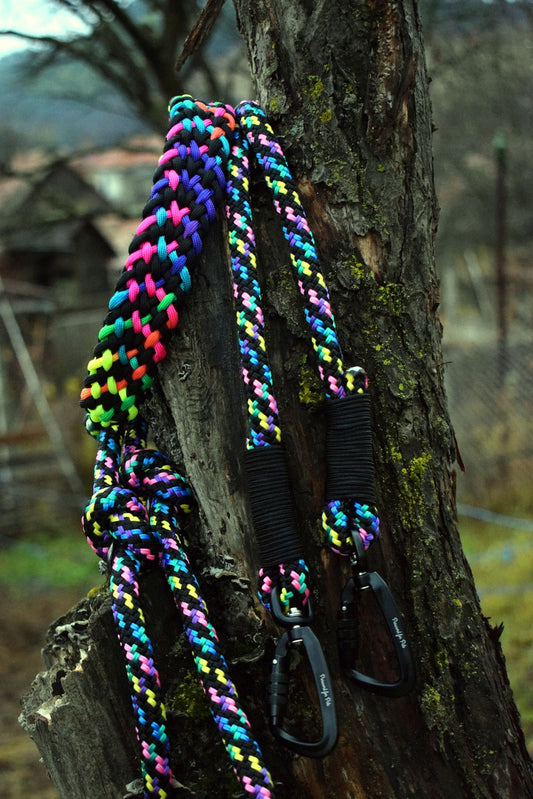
[20,1,533,798]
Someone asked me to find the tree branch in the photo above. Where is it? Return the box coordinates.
[175,0,226,72]
[0,29,67,46]
[90,0,161,70]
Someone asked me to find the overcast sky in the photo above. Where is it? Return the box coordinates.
[0,0,88,55]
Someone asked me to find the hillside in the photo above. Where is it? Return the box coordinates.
[0,51,151,155]
[0,0,248,158]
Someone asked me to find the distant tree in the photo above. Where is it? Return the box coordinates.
[0,0,247,131]
[420,0,533,264]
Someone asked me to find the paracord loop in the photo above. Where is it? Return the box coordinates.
[258,558,311,616]
[80,95,276,798]
[83,419,275,799]
[80,97,236,434]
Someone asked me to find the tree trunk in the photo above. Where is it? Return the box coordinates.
[20,1,533,798]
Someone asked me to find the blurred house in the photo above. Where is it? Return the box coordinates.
[0,158,124,529]
[0,160,120,390]
[0,160,115,306]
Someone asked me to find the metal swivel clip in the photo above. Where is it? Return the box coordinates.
[337,536,415,697]
[268,587,338,758]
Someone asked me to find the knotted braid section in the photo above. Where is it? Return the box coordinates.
[83,420,274,799]
[124,427,274,798]
[83,427,178,798]
[80,96,236,434]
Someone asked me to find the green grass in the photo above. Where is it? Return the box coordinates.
[0,531,99,592]
[460,516,533,752]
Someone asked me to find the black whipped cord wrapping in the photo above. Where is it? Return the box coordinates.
[245,445,303,568]
[325,393,377,506]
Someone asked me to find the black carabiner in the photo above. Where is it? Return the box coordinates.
[337,559,415,697]
[269,624,338,758]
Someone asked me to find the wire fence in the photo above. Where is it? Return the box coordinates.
[445,335,533,634]
[444,335,533,504]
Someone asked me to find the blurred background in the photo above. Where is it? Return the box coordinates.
[0,1,531,795]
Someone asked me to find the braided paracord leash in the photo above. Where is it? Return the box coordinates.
[83,419,274,799]
[80,93,404,789]
[81,97,274,798]
[228,101,379,584]
[229,105,414,698]
[231,106,418,697]
[223,102,386,754]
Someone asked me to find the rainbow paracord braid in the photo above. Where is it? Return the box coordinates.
[83,420,274,799]
[80,93,381,788]
[81,97,274,798]
[80,96,236,433]
[229,101,379,579]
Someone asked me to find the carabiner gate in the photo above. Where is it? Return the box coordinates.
[337,548,415,697]
[269,623,337,758]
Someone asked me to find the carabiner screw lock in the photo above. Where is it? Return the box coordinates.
[269,624,337,758]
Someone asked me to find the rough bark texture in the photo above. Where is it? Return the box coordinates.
[20,2,533,798]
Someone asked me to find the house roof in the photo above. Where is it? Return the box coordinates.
[2,217,116,257]
[0,139,160,264]
[0,160,115,234]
